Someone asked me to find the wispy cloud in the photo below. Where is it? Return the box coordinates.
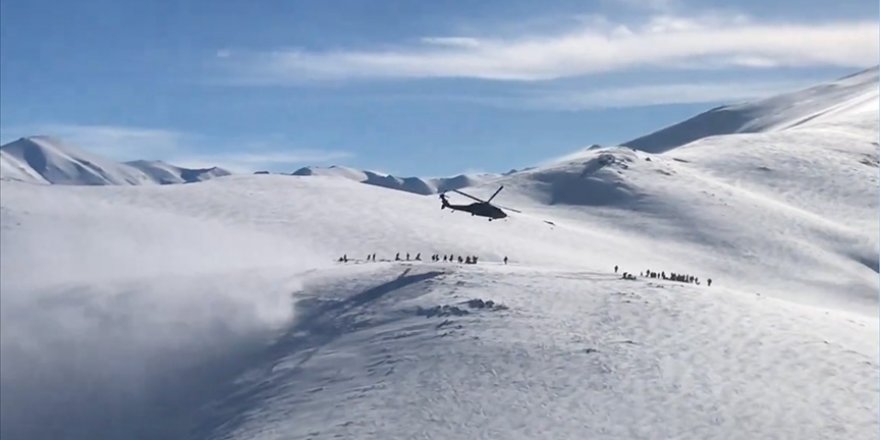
[604,0,681,13]
[419,37,482,48]
[0,123,352,173]
[522,79,819,110]
[341,76,829,110]
[220,13,879,83]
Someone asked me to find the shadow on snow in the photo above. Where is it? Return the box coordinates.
[191,268,445,439]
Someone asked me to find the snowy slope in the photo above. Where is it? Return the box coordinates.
[1,175,876,440]
[624,66,879,153]
[2,69,878,440]
[0,150,49,184]
[292,165,499,195]
[202,264,877,440]
[0,136,232,185]
[471,144,877,311]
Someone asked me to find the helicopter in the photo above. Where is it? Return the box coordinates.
[439,185,521,221]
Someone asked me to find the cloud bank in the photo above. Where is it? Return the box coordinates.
[220,14,879,83]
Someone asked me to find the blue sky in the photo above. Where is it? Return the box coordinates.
[1,0,877,176]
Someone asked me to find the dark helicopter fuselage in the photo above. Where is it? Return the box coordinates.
[440,195,507,219]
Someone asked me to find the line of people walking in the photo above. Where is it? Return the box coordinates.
[614,265,712,287]
[431,254,480,264]
[338,253,510,265]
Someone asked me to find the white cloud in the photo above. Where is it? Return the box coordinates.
[347,76,832,110]
[523,79,819,110]
[220,14,879,83]
[420,37,482,48]
[605,0,681,13]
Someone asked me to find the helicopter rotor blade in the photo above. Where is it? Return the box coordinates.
[486,185,504,203]
[451,189,486,203]
[496,204,522,214]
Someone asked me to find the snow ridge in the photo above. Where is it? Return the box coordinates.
[0,136,231,185]
[624,66,879,153]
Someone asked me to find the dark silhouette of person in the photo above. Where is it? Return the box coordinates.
[443,255,448,262]
[395,253,400,261]
[707,278,712,287]
[473,256,478,264]
[415,253,421,261]
[458,256,463,263]
[406,253,410,261]
[343,254,348,262]
[504,256,508,264]
[614,265,618,273]
[465,256,472,264]
[372,253,376,261]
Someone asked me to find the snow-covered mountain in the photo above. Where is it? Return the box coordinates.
[291,165,500,195]
[624,66,879,153]
[2,68,877,440]
[125,159,231,185]
[0,136,231,185]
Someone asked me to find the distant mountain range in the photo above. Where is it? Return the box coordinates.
[290,165,503,195]
[0,136,503,195]
[0,136,230,185]
[3,66,877,196]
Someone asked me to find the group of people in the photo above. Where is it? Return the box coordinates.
[431,254,480,264]
[614,265,712,286]
[337,252,510,265]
